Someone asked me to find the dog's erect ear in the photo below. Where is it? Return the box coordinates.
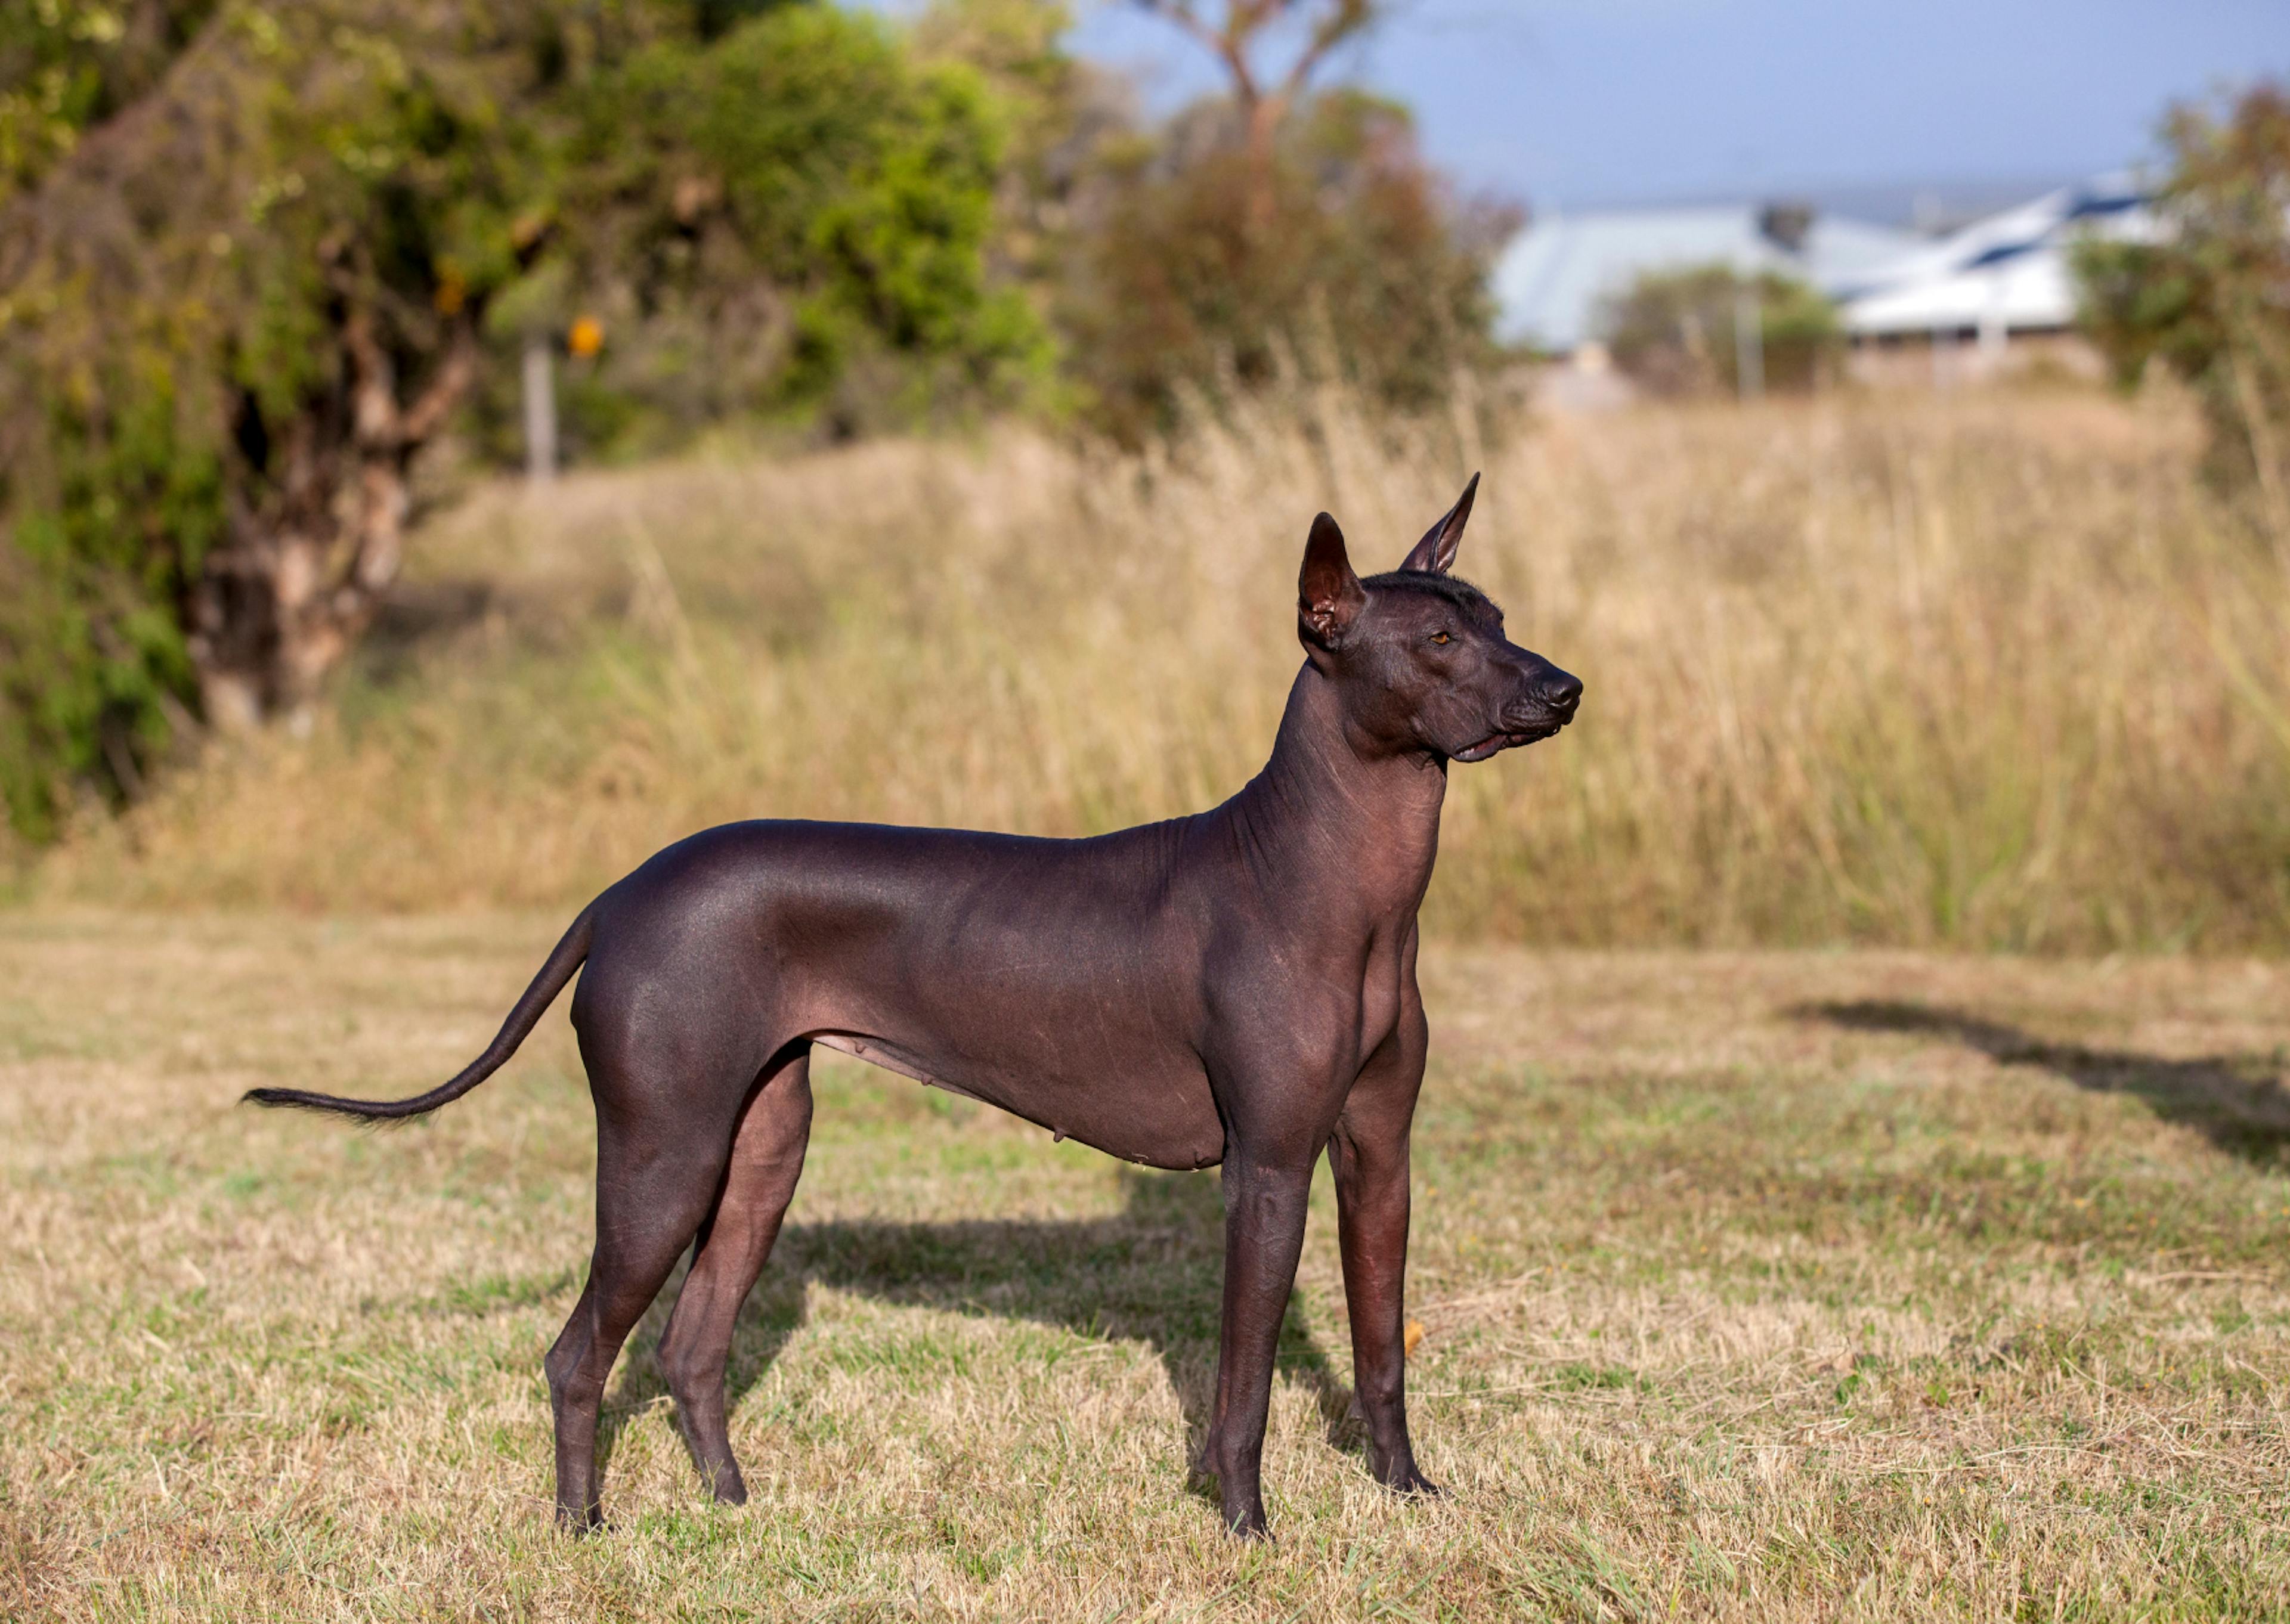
[1399,472,1480,575]
[1298,512,1367,649]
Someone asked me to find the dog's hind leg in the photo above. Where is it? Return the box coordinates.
[657,1045,815,1504]
[545,1067,743,1532]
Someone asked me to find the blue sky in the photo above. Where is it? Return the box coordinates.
[1057,1,2290,210]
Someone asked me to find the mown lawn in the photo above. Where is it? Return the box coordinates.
[5,912,2290,1619]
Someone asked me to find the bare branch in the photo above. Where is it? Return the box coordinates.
[1278,0,1376,101]
[400,323,478,446]
[1130,0,1270,107]
[1131,0,1382,112]
[339,305,403,450]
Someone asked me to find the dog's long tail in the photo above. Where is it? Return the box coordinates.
[243,903,597,1123]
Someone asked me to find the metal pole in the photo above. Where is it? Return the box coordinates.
[523,335,557,485]
[1978,272,2009,377]
[1734,282,1764,401]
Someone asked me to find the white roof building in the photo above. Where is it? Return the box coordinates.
[1836,172,2155,340]
[1491,174,2157,358]
[1492,204,1919,354]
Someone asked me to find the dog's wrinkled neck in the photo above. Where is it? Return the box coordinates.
[1224,664,1447,916]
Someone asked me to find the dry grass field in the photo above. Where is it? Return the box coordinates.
[6,911,2290,1619]
[28,385,2290,953]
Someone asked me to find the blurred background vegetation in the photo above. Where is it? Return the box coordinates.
[2,2,2288,953]
[2076,84,2290,512]
[1599,264,1842,398]
[0,0,1495,841]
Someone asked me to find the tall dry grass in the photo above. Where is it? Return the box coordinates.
[34,384,2290,949]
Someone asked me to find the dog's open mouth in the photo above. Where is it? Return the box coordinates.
[1452,719,1565,763]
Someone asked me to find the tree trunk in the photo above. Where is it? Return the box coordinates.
[1242,92,1282,235]
[187,311,474,730]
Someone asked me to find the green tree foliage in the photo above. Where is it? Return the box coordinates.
[1600,264,1842,397]
[2077,82,2290,511]
[0,0,218,204]
[477,0,1055,456]
[0,0,1042,840]
[912,0,1093,345]
[1,0,516,839]
[1061,88,1512,442]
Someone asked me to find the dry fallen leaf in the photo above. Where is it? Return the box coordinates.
[1404,1320,1426,1359]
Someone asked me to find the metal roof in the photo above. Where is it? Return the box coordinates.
[1491,206,1919,352]
[1836,172,2156,336]
[1491,173,2159,351]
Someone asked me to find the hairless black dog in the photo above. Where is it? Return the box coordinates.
[247,476,1581,1539]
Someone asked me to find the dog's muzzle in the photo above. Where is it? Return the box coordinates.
[1452,678,1582,763]
[1451,719,1562,762]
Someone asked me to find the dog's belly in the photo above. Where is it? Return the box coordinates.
[807,1026,1225,1171]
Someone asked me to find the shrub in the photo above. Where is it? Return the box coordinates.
[0,0,218,204]
[0,0,1045,841]
[475,0,1056,457]
[2076,82,2290,516]
[1057,88,1515,443]
[1601,264,1842,397]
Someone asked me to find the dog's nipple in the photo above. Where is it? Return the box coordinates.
[1052,1127,1066,1143]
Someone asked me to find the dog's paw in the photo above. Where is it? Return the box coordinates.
[1223,1501,1273,1541]
[1375,1458,1442,1498]
[556,1503,609,1536]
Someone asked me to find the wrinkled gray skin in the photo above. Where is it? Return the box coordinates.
[247,475,1582,1539]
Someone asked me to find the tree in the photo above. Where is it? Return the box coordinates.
[1058,1,1508,439]
[0,0,546,829]
[0,0,1043,839]
[1130,0,1375,228]
[1061,86,1512,441]
[483,1,1053,455]
[1601,265,1842,398]
[2077,82,2290,522]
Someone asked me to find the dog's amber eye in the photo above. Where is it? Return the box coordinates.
[1430,631,1451,645]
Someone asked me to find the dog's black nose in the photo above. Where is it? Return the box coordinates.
[1540,670,1583,713]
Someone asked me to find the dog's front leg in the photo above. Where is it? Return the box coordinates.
[1329,1115,1437,1496]
[1329,1016,1438,1496]
[1202,1146,1316,1538]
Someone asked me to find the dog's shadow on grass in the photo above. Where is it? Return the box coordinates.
[597,1168,1360,1498]
[1801,1000,2290,1164]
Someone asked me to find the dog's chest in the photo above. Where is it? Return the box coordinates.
[1354,942,1409,1056]
[1296,905,1412,1064]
